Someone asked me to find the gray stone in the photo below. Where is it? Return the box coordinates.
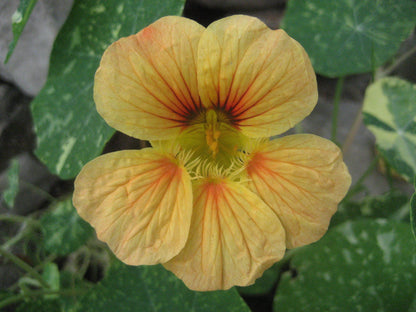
[0,0,73,96]
[0,83,34,172]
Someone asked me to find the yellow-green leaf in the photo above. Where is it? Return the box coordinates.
[363,77,416,181]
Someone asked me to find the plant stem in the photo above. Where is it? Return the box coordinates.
[20,180,56,202]
[0,214,38,225]
[344,154,381,201]
[331,77,345,144]
[342,105,363,154]
[0,247,49,289]
[2,228,28,250]
[0,288,86,309]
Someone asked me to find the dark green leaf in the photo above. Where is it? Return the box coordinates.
[333,189,409,226]
[5,0,38,63]
[31,0,186,179]
[238,262,282,296]
[281,0,416,77]
[77,260,250,312]
[2,159,19,208]
[40,197,93,256]
[363,77,416,181]
[273,219,416,312]
[411,177,416,240]
[16,299,60,312]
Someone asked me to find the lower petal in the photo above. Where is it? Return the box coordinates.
[73,149,193,265]
[246,134,351,249]
[164,178,286,291]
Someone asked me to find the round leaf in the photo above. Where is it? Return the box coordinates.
[333,189,409,226]
[281,0,416,77]
[40,197,93,256]
[363,77,416,181]
[77,261,250,312]
[411,177,416,240]
[31,0,186,179]
[273,219,416,312]
[16,299,60,312]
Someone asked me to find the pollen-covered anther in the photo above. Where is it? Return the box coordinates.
[204,109,221,157]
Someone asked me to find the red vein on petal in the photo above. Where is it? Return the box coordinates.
[135,35,200,121]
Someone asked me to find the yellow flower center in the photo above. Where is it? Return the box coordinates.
[177,109,247,170]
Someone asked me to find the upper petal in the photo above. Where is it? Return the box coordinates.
[164,177,286,291]
[73,149,193,265]
[94,16,205,140]
[246,134,351,249]
[197,15,317,138]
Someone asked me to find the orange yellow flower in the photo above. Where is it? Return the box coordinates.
[73,15,351,291]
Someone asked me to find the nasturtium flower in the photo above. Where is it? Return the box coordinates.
[73,15,351,291]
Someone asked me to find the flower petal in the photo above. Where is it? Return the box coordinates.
[246,134,351,249]
[94,16,205,140]
[73,149,193,265]
[164,178,286,291]
[197,15,317,138]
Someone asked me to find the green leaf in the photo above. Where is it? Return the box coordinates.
[16,299,61,312]
[363,77,416,181]
[42,262,60,291]
[40,197,93,256]
[411,177,416,240]
[281,0,416,77]
[77,260,250,312]
[273,219,416,312]
[333,189,409,226]
[31,0,186,179]
[2,159,19,208]
[5,0,38,63]
[238,262,283,296]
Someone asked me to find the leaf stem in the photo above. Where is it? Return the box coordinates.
[344,154,381,201]
[0,288,85,309]
[0,214,39,225]
[376,45,416,79]
[0,247,49,289]
[342,105,362,154]
[20,180,57,202]
[331,77,345,144]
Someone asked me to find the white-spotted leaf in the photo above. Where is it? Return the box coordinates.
[363,77,416,181]
[274,219,416,311]
[5,0,38,63]
[40,197,93,256]
[281,0,416,77]
[77,260,250,312]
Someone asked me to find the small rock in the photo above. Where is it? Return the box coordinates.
[0,83,34,172]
